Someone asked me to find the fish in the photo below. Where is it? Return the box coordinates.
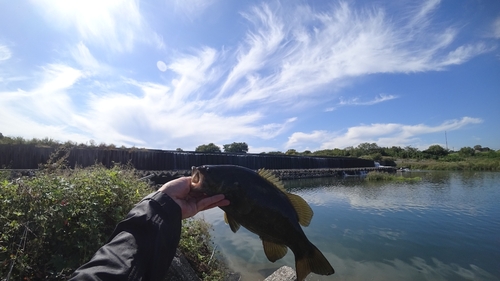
[190,165,334,281]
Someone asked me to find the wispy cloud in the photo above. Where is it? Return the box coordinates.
[75,77,297,147]
[0,64,88,142]
[340,94,398,106]
[172,0,219,21]
[0,44,11,61]
[285,117,483,150]
[214,0,490,111]
[71,42,103,72]
[34,0,160,52]
[491,16,500,39]
[167,47,220,106]
[326,94,398,111]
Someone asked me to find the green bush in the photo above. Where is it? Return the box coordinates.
[440,153,464,162]
[404,158,500,171]
[365,171,421,182]
[0,165,151,280]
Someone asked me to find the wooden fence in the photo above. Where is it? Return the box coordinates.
[0,144,375,170]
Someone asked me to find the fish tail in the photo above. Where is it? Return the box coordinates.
[295,244,334,281]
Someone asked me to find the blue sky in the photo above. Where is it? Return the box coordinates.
[1,0,499,153]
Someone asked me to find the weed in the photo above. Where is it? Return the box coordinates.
[179,218,228,281]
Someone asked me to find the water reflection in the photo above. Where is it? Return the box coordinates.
[199,171,500,281]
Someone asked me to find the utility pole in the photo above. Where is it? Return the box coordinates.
[445,131,448,150]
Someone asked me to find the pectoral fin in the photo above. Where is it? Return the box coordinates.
[262,239,288,262]
[286,193,313,227]
[224,212,240,233]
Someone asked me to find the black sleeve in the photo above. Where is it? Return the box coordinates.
[69,191,182,281]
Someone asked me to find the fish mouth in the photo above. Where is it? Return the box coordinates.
[190,166,206,195]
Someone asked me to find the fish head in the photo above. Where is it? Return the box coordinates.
[191,165,237,196]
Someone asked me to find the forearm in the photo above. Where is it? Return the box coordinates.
[69,191,182,281]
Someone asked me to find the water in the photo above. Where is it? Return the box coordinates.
[196,171,500,280]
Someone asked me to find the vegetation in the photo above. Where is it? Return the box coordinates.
[195,143,222,153]
[0,164,151,280]
[223,142,248,153]
[179,219,227,281]
[0,150,227,280]
[365,171,422,182]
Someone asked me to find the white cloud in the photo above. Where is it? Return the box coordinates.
[407,0,440,29]
[172,0,218,21]
[70,42,103,73]
[491,16,500,39]
[439,43,493,66]
[285,117,483,150]
[1,64,83,121]
[0,64,90,142]
[340,94,398,106]
[0,44,11,61]
[167,47,220,105]
[34,0,156,52]
[213,1,490,111]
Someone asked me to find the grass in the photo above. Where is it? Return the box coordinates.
[398,158,500,171]
[179,218,228,281]
[365,171,422,182]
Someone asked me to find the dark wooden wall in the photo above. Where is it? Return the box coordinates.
[0,144,375,170]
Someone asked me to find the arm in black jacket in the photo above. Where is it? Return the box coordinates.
[69,191,181,281]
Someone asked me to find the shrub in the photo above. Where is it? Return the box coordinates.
[365,171,421,182]
[0,164,152,280]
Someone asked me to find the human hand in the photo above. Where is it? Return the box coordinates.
[159,177,230,219]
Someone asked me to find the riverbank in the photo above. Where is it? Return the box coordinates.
[397,158,500,171]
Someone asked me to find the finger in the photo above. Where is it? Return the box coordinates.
[196,194,227,211]
[202,199,230,211]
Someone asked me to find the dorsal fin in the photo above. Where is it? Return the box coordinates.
[258,168,286,192]
[258,168,313,227]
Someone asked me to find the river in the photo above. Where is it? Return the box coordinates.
[196,171,500,281]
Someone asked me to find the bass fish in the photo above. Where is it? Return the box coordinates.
[191,165,334,281]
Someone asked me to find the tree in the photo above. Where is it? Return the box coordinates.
[176,148,183,152]
[223,142,248,153]
[424,145,448,159]
[195,143,221,153]
[403,146,420,159]
[285,149,298,155]
[458,146,475,157]
[385,146,403,158]
[264,151,284,155]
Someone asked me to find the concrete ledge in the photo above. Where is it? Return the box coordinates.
[264,266,296,281]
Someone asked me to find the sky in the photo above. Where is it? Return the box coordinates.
[1,0,499,153]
